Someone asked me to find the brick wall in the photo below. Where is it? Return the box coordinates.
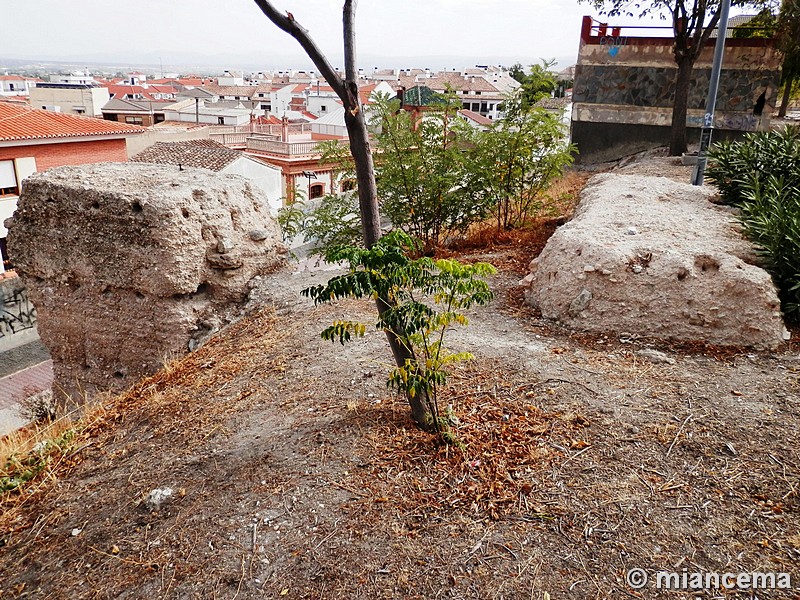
[0,138,129,172]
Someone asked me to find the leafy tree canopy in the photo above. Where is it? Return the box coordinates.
[508,60,559,109]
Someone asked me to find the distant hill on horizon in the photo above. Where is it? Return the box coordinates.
[1,52,577,77]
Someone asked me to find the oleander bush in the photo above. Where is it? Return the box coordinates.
[706,126,800,206]
[707,126,800,320]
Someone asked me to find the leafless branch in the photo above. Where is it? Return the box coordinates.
[252,1,346,101]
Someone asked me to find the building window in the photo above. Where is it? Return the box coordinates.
[340,178,356,192]
[320,105,327,113]
[218,117,225,125]
[474,91,481,95]
[0,161,18,197]
[125,116,143,125]
[308,183,324,199]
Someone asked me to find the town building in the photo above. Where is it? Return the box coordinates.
[30,73,110,117]
[130,140,283,213]
[101,98,168,126]
[0,102,144,272]
[0,75,40,97]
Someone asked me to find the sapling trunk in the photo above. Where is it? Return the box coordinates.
[254,0,435,430]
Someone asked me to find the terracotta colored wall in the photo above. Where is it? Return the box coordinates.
[0,139,129,172]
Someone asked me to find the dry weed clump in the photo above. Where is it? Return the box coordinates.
[0,394,110,521]
[86,307,288,442]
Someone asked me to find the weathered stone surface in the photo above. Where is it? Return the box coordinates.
[522,173,786,350]
[6,163,286,407]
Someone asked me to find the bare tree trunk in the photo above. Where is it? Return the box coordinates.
[670,56,694,156]
[779,73,795,118]
[253,0,434,431]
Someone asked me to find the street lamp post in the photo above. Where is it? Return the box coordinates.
[302,170,317,198]
[692,0,732,186]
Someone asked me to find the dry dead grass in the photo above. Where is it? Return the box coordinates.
[0,168,799,599]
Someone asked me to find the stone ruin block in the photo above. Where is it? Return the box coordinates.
[5,163,286,408]
[521,173,787,350]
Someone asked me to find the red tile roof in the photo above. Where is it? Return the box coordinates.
[105,84,178,102]
[177,77,208,87]
[359,83,378,105]
[131,140,242,171]
[458,109,493,126]
[254,115,283,125]
[0,102,145,142]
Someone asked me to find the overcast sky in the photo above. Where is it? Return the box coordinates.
[1,0,675,71]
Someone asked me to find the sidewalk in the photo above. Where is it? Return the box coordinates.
[0,360,53,436]
[0,327,53,436]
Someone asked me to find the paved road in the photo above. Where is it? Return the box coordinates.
[0,330,51,378]
[0,328,53,436]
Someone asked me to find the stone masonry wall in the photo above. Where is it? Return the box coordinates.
[571,16,782,162]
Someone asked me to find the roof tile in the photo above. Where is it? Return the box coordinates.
[130,140,243,172]
[0,101,146,142]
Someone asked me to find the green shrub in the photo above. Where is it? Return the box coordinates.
[738,175,800,319]
[706,126,800,320]
[706,126,800,205]
[302,230,496,437]
[277,192,363,256]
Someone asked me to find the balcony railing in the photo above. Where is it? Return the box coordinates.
[209,123,315,135]
[245,136,347,157]
[209,132,249,146]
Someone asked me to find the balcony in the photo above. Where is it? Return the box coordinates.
[245,135,348,157]
[208,132,250,146]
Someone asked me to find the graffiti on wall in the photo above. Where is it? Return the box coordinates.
[0,285,37,338]
[599,36,628,57]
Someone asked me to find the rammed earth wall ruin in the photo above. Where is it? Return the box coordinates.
[5,163,286,409]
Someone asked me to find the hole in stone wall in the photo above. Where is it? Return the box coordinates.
[132,201,143,213]
[229,208,241,229]
[181,207,190,218]
[694,255,720,273]
[91,201,100,210]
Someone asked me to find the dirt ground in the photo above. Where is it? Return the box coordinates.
[1,156,799,599]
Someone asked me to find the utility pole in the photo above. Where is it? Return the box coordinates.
[692,0,732,186]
